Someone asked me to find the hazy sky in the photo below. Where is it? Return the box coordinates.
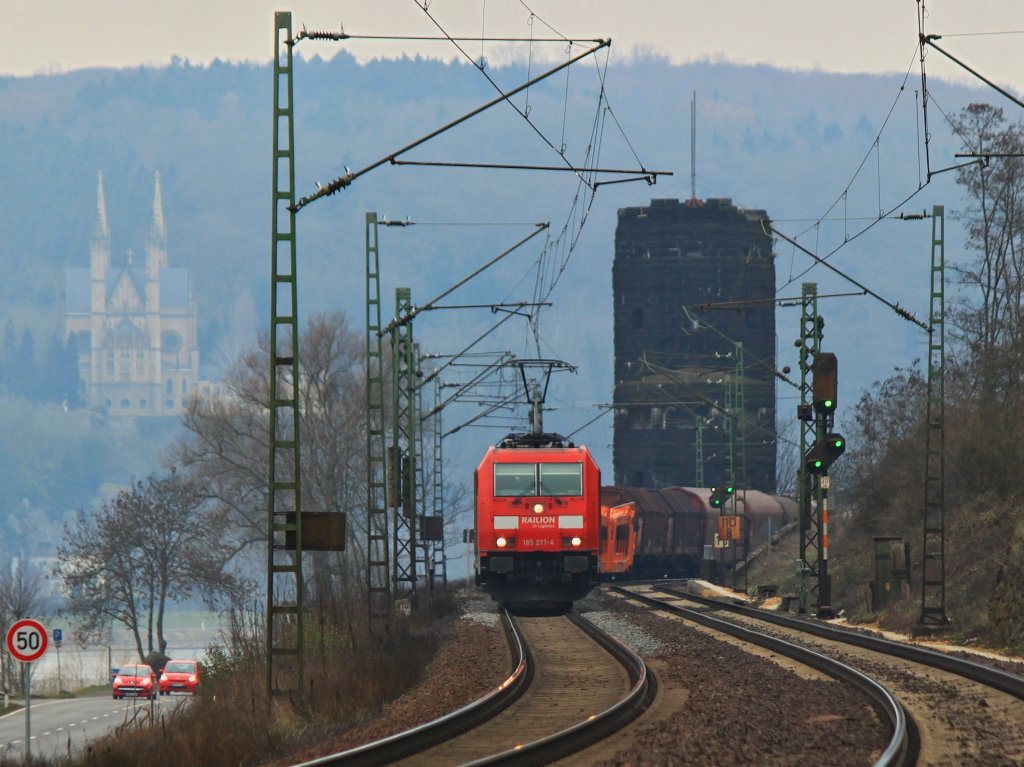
[4,0,1023,90]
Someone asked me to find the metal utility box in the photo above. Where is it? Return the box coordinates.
[285,512,346,551]
[421,515,443,542]
[872,536,909,611]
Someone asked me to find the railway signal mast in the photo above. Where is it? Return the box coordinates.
[795,285,847,617]
[807,349,844,617]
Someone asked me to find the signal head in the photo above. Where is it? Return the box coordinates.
[709,483,733,508]
[812,352,838,413]
[804,432,846,475]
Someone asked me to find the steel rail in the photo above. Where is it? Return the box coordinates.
[611,585,913,767]
[289,607,529,767]
[658,582,1024,701]
[459,610,656,766]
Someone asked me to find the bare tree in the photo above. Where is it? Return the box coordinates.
[170,311,373,630]
[950,104,1024,397]
[0,561,46,693]
[56,471,242,659]
[946,104,1024,496]
[839,364,927,529]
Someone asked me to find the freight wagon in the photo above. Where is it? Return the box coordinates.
[599,486,796,579]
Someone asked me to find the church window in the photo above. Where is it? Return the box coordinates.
[162,331,182,354]
[166,379,173,395]
[181,379,188,395]
[135,349,144,373]
[120,399,130,408]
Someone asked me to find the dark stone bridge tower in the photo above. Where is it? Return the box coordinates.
[612,197,777,491]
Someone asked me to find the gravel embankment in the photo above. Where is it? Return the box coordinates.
[282,587,889,766]
[277,591,509,765]
[572,590,887,767]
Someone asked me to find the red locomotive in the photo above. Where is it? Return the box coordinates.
[474,431,601,607]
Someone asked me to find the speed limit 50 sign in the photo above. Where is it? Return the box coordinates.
[6,619,48,663]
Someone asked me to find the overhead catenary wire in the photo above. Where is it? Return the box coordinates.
[921,35,1024,113]
[381,223,549,335]
[366,4,665,440]
[789,43,924,248]
[292,25,604,45]
[770,223,928,331]
[780,4,1018,300]
[293,39,613,210]
[414,0,666,366]
[776,182,932,293]
[418,306,544,389]
[444,391,522,437]
[566,405,612,440]
[415,1,605,188]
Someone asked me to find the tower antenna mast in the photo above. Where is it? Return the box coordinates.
[691,91,696,200]
[687,91,701,207]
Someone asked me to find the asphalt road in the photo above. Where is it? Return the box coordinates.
[0,693,190,761]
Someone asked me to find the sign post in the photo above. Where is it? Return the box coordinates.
[54,628,63,694]
[6,619,48,761]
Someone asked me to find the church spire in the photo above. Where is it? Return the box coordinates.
[90,170,111,276]
[148,170,168,271]
[93,171,110,247]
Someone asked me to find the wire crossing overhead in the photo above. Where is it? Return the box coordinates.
[286,15,671,212]
[380,224,549,336]
[920,35,1024,113]
[770,224,928,331]
[291,37,668,211]
[294,25,605,46]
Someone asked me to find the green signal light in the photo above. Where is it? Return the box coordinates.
[832,439,843,448]
[813,460,823,468]
[824,399,834,409]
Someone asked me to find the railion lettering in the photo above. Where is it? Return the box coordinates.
[520,516,556,526]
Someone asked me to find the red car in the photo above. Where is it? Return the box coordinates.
[159,659,202,695]
[112,664,158,700]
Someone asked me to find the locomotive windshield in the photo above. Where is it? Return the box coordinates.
[493,462,583,497]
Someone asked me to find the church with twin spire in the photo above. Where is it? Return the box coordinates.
[63,171,200,417]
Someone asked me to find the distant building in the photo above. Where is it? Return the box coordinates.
[613,197,777,492]
[63,172,199,417]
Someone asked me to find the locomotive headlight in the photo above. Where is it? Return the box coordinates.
[533,503,544,514]
[496,537,508,548]
[571,536,582,547]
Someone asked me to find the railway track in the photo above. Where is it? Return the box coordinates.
[292,607,654,766]
[612,582,1024,766]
